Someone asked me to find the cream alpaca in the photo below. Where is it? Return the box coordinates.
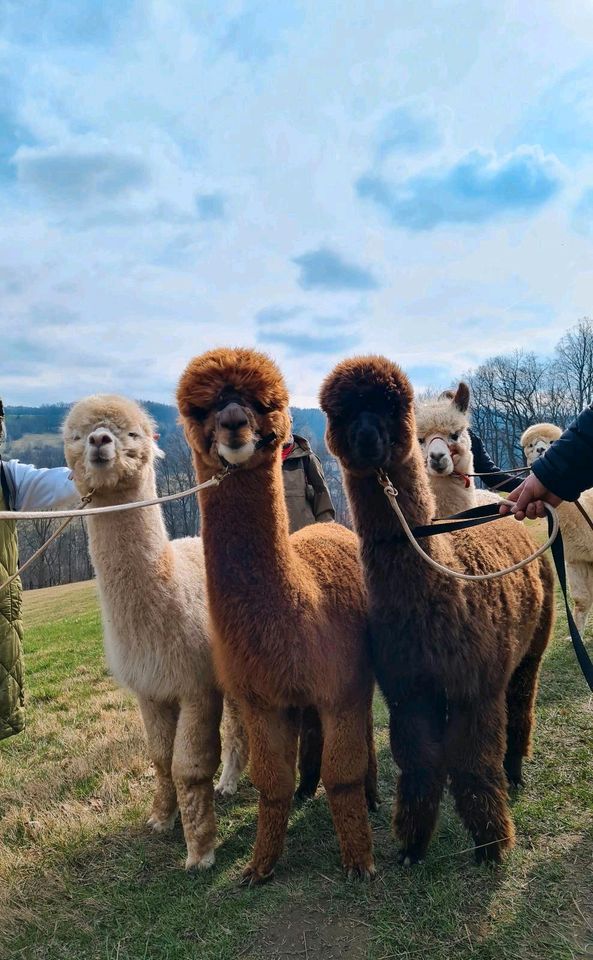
[522,422,593,632]
[63,395,248,870]
[415,383,499,517]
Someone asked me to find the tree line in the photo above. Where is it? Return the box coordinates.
[4,317,593,589]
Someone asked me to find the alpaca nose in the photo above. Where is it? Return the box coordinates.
[89,431,113,448]
[535,445,546,456]
[219,403,249,432]
[430,451,446,465]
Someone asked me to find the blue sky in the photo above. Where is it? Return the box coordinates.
[1,0,593,406]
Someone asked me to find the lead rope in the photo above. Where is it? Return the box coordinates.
[0,468,231,596]
[377,470,559,582]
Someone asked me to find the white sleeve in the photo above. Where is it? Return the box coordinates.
[5,460,79,512]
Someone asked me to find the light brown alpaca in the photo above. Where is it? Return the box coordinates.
[177,347,376,886]
[415,383,499,517]
[321,357,555,865]
[63,395,248,870]
[522,422,593,633]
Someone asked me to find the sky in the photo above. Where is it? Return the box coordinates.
[1,0,593,407]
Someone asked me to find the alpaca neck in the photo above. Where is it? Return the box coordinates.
[197,455,295,620]
[345,446,461,594]
[86,472,170,591]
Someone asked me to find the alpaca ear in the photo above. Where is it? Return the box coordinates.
[452,382,470,413]
[438,389,455,401]
[152,438,165,459]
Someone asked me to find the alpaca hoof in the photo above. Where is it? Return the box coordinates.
[504,756,524,791]
[147,809,178,833]
[214,781,238,799]
[240,864,275,887]
[346,863,376,882]
[294,784,317,802]
[397,848,424,867]
[474,838,511,866]
[186,848,216,872]
[366,794,381,813]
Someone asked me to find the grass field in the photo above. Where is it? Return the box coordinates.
[0,578,592,960]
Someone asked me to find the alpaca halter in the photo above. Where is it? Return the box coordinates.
[424,434,470,488]
[377,470,559,582]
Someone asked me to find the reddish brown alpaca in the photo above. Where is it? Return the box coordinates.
[320,356,554,865]
[177,347,376,885]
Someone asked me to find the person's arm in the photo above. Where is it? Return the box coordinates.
[468,430,522,492]
[304,454,335,522]
[5,460,79,512]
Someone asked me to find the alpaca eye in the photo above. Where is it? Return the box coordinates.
[450,432,459,441]
[418,437,425,445]
[128,432,139,439]
[73,435,80,441]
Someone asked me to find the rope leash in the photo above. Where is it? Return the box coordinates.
[0,468,231,596]
[377,473,593,692]
[377,471,559,583]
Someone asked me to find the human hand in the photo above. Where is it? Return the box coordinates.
[498,473,563,521]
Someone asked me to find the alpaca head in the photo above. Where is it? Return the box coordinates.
[177,347,291,471]
[415,383,472,479]
[320,355,415,476]
[520,422,562,467]
[63,395,163,493]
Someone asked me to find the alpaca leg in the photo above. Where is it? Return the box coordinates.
[295,706,322,801]
[389,691,447,865]
[216,696,249,798]
[447,697,515,865]
[172,690,223,871]
[320,705,375,879]
[241,706,299,886]
[365,703,380,812]
[568,561,593,635]
[505,652,545,788]
[137,697,179,832]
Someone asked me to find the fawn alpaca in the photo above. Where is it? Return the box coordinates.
[63,395,248,870]
[177,347,376,885]
[321,356,554,865]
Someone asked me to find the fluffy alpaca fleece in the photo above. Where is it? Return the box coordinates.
[320,356,555,865]
[522,423,593,632]
[177,347,377,886]
[415,383,499,517]
[63,395,248,870]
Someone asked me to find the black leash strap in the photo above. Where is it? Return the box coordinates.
[411,504,593,693]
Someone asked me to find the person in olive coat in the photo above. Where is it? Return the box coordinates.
[281,420,335,533]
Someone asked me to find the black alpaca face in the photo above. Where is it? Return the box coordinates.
[347,410,392,471]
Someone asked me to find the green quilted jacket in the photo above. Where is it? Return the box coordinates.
[0,461,24,740]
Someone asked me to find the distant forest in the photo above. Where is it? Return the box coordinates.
[3,317,593,590]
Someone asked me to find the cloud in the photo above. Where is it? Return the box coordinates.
[218,1,301,62]
[573,186,593,234]
[256,305,361,356]
[521,63,593,162]
[356,146,562,230]
[1,0,134,48]
[195,192,226,221]
[293,247,379,291]
[376,98,444,157]
[15,143,151,205]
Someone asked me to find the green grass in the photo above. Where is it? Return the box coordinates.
[0,581,592,959]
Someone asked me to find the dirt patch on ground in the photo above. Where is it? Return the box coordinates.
[252,903,369,959]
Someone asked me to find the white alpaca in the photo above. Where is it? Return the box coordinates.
[415,383,500,518]
[522,423,593,633]
[63,395,248,870]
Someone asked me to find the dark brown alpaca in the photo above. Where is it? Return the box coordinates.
[177,347,376,885]
[320,355,554,865]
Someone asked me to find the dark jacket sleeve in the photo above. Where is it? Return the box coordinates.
[468,430,523,493]
[531,406,593,501]
[304,454,336,522]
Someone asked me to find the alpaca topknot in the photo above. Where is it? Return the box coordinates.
[177,347,289,417]
[520,422,562,448]
[320,354,413,418]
